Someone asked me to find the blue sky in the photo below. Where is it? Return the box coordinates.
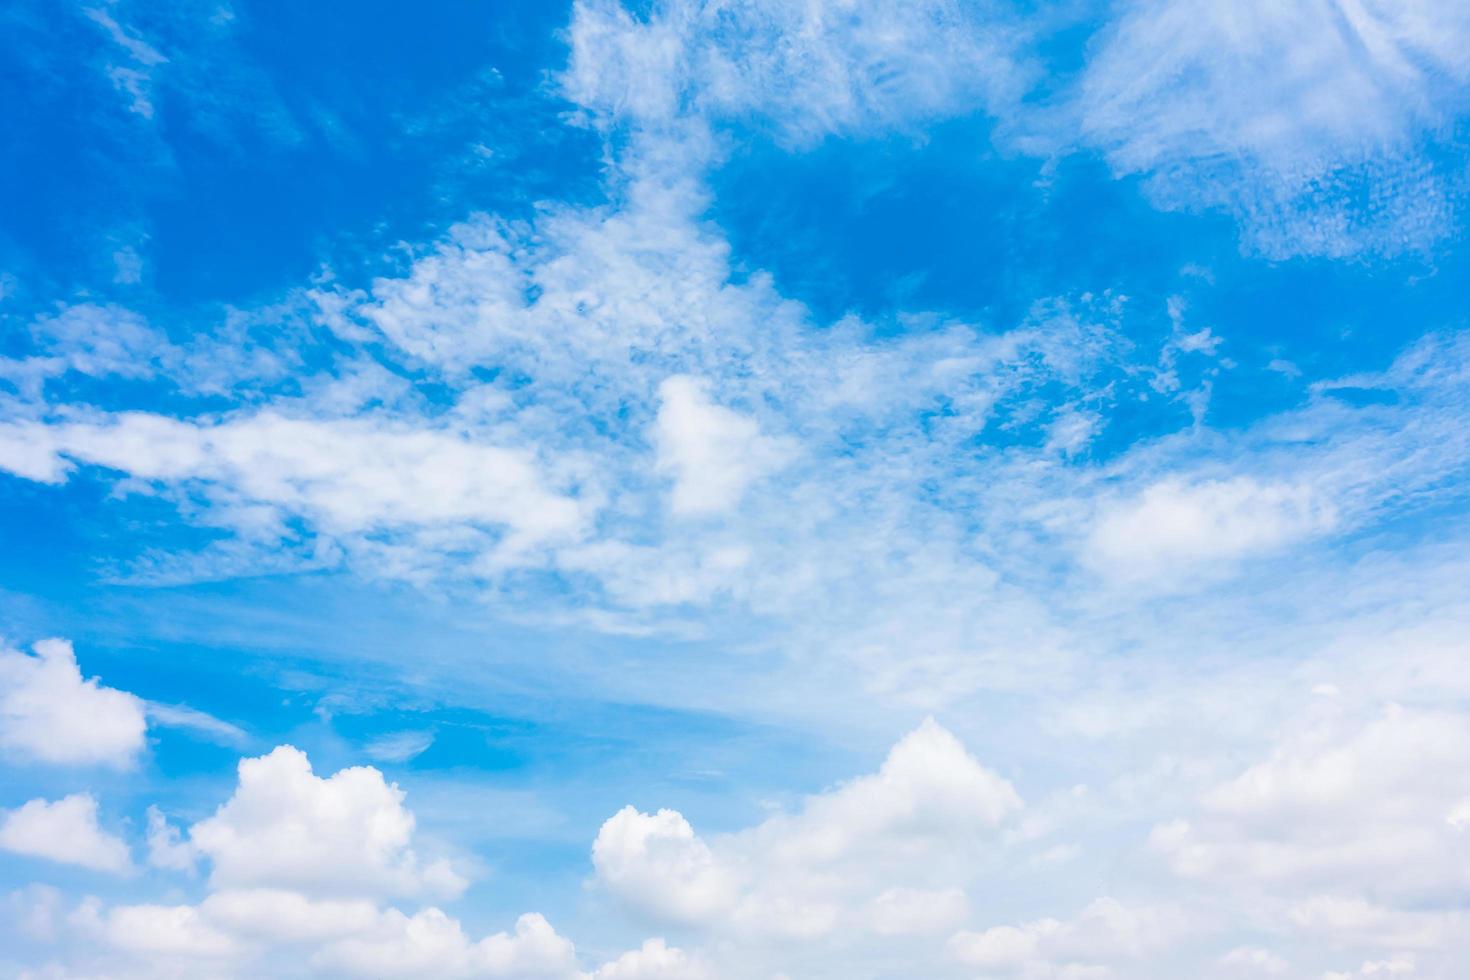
[3,1,1470,978]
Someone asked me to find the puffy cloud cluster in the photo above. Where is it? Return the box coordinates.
[0,639,148,768]
[594,719,1020,943]
[11,743,696,980]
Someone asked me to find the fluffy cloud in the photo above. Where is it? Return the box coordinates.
[0,413,584,552]
[594,719,1020,939]
[0,794,131,873]
[187,745,466,900]
[14,742,693,979]
[0,639,148,768]
[1083,477,1336,584]
[72,899,240,959]
[948,898,1190,976]
[593,807,739,925]
[590,939,709,980]
[653,375,790,516]
[312,909,580,979]
[1151,704,1470,900]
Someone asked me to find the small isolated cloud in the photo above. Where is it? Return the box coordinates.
[653,375,791,517]
[562,0,1033,143]
[0,638,148,768]
[146,703,247,746]
[0,794,131,873]
[363,730,436,764]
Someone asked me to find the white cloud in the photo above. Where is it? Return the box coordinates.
[864,886,968,936]
[1,412,585,556]
[1083,477,1335,584]
[314,909,580,979]
[1151,704,1470,900]
[198,888,382,945]
[144,703,247,746]
[591,938,709,980]
[145,807,197,874]
[0,795,131,873]
[71,898,239,959]
[949,897,1190,976]
[0,639,148,768]
[594,719,1020,939]
[592,807,739,926]
[1075,0,1470,256]
[562,0,1033,143]
[8,883,65,942]
[653,375,789,516]
[187,745,466,900]
[1288,896,1463,951]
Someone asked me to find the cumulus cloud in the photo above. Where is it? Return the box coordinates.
[590,938,709,980]
[594,719,1020,938]
[1150,704,1470,900]
[187,745,466,900]
[72,898,240,959]
[312,908,581,979]
[0,794,131,873]
[0,639,148,768]
[15,742,692,979]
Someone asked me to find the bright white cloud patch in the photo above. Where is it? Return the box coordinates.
[1076,0,1470,256]
[594,719,1020,940]
[0,794,131,873]
[0,638,148,768]
[653,375,789,515]
[16,742,694,979]
[1083,476,1335,583]
[312,908,582,979]
[1151,704,1470,901]
[187,745,466,901]
[0,413,584,550]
